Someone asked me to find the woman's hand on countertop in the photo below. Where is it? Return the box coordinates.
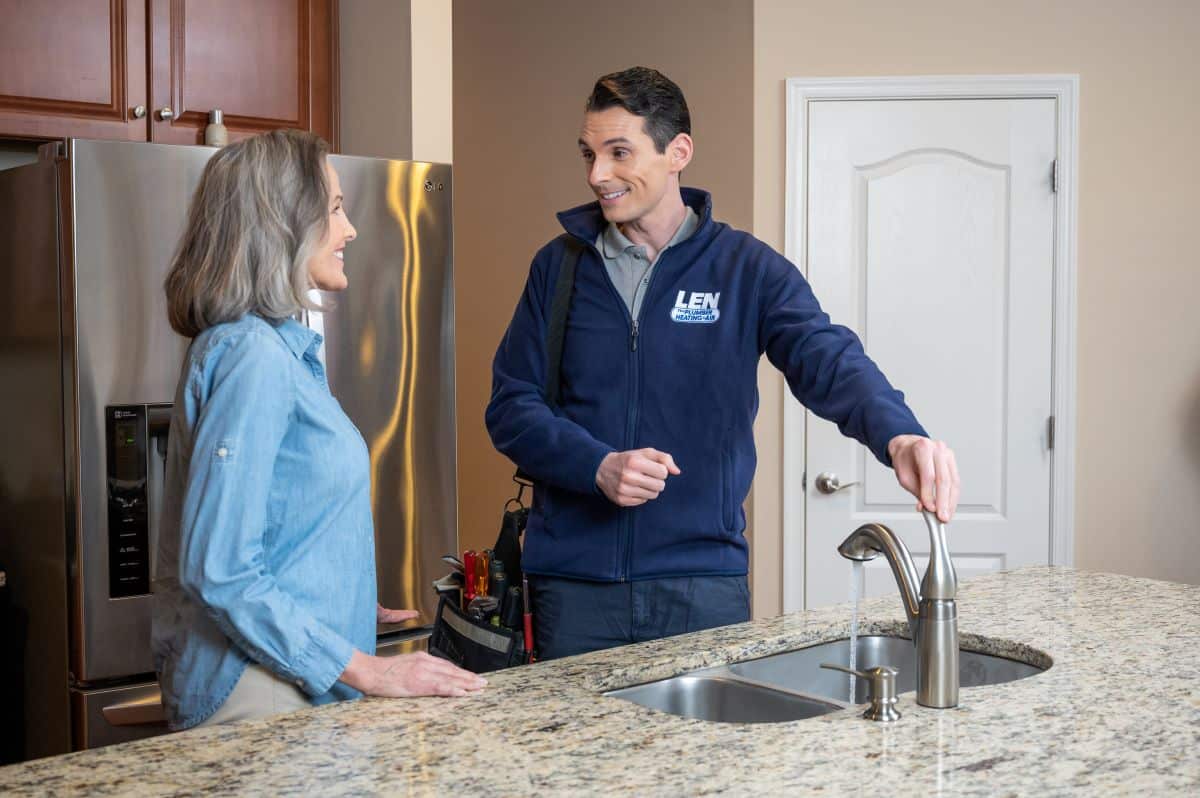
[376,604,420,624]
[341,649,487,698]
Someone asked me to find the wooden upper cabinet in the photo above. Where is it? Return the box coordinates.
[0,0,337,149]
[0,0,148,141]
[148,0,337,148]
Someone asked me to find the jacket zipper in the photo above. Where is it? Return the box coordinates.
[623,332,640,580]
[629,254,652,351]
[623,251,671,580]
[589,240,670,581]
[588,243,637,581]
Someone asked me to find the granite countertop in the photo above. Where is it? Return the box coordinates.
[2,567,1198,795]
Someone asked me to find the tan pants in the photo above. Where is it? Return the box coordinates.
[198,663,312,727]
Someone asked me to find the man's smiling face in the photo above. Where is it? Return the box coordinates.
[578,106,683,227]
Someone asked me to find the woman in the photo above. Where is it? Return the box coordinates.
[153,130,484,731]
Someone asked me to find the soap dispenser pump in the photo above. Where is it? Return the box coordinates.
[205,109,228,147]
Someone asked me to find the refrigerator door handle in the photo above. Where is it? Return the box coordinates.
[101,690,166,726]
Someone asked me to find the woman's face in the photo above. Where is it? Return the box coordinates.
[308,162,357,292]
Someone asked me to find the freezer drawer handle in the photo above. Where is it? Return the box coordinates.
[101,691,167,726]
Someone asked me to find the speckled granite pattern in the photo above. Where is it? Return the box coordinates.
[2,567,1198,795]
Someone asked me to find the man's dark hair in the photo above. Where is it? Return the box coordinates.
[586,66,691,153]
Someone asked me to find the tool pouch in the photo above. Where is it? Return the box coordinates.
[428,597,528,673]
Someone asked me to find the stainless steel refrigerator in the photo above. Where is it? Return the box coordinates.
[0,139,457,761]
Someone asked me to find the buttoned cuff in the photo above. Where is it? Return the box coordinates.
[292,628,356,697]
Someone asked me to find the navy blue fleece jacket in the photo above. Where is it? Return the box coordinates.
[486,188,926,581]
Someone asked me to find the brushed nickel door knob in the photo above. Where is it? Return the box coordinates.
[157,106,174,121]
[132,105,146,119]
[814,472,860,494]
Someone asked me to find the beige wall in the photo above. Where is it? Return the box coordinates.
[339,0,412,159]
[452,0,754,555]
[410,0,452,163]
[752,0,1200,615]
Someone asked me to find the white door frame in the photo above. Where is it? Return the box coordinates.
[781,75,1080,611]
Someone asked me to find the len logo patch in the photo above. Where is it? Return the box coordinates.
[670,290,721,324]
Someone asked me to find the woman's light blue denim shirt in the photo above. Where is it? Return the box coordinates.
[152,314,376,730]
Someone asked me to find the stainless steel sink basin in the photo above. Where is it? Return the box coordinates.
[605,675,842,723]
[604,635,1047,722]
[729,635,1047,704]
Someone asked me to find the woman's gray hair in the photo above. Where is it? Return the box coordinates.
[165,129,330,338]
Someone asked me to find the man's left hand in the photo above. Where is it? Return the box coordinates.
[377,604,420,624]
[887,435,960,523]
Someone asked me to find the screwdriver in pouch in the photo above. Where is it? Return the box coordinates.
[476,550,490,598]
[522,575,534,658]
[462,550,478,605]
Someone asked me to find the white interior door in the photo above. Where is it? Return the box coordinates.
[802,98,1057,607]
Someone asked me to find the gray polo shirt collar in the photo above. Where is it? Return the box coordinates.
[595,206,700,319]
[600,206,699,263]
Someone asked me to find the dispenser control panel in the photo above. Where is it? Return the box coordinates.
[106,405,150,597]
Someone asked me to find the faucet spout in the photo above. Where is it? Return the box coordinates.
[836,510,960,709]
[837,522,921,642]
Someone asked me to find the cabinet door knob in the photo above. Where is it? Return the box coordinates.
[157,106,175,121]
[132,105,146,119]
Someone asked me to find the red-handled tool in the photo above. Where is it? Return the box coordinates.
[521,574,534,661]
[476,550,490,598]
[463,550,478,605]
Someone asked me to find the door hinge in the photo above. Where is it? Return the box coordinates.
[1047,415,1056,450]
[1051,159,1058,194]
[801,471,807,492]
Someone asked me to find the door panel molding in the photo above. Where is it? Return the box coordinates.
[854,149,1013,516]
[148,0,335,146]
[782,75,1079,611]
[0,0,148,141]
[165,0,310,129]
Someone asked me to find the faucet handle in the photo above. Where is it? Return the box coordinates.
[820,663,902,722]
[921,509,957,600]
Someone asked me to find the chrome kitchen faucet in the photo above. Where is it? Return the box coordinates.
[837,510,959,708]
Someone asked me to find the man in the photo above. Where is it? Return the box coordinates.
[486,67,959,660]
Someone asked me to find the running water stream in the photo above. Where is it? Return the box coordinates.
[847,561,864,703]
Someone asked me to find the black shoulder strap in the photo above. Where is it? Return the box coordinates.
[513,235,582,484]
[543,234,582,409]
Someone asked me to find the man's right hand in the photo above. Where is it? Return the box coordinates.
[340,650,487,698]
[596,448,681,507]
